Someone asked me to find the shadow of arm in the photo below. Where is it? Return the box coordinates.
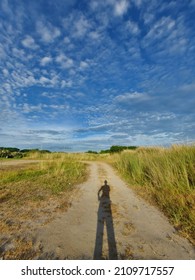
[98,186,103,201]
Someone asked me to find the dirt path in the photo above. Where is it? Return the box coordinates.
[33,161,195,260]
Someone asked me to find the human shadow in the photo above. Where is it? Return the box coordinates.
[93,180,118,260]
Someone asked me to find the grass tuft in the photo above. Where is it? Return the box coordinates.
[111,145,195,244]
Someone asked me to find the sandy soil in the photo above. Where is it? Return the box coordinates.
[32,161,195,260]
[0,160,41,165]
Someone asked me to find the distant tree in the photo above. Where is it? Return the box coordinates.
[99,149,110,154]
[127,146,137,150]
[12,152,23,158]
[20,149,31,153]
[107,145,138,153]
[0,147,20,152]
[0,147,23,158]
[20,148,51,154]
[110,146,125,153]
[86,150,98,154]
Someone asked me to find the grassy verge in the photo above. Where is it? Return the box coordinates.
[25,150,109,161]
[0,157,87,198]
[0,155,87,259]
[111,145,195,244]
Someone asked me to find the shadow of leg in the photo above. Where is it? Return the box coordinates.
[94,196,118,260]
[106,209,118,260]
[93,205,104,260]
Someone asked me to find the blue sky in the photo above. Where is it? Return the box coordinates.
[0,0,195,151]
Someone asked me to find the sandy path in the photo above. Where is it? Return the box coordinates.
[33,161,195,260]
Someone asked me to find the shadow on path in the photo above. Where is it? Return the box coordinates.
[93,180,118,259]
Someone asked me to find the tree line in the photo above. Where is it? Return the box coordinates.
[0,145,138,158]
[87,145,138,154]
[0,147,50,158]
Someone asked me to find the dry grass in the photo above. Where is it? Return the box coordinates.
[111,145,195,245]
[25,151,107,161]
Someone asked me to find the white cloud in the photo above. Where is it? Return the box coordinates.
[40,56,52,66]
[41,92,56,98]
[145,17,176,41]
[190,0,195,6]
[168,37,188,54]
[56,53,74,69]
[142,14,189,57]
[0,43,6,59]
[128,45,141,59]
[56,53,66,63]
[64,37,71,44]
[45,104,69,110]
[10,69,36,88]
[39,76,51,85]
[80,61,89,69]
[180,83,195,92]
[73,15,91,38]
[36,20,61,43]
[3,82,12,93]
[89,31,101,40]
[114,0,129,16]
[38,75,60,88]
[115,92,151,103]
[133,0,142,8]
[1,0,13,17]
[143,12,155,26]
[21,35,39,49]
[61,80,73,88]
[126,20,140,35]
[2,68,9,76]
[89,1,100,11]
[75,92,85,98]
[12,47,25,58]
[22,103,43,113]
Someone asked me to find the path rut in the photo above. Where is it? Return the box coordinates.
[33,161,195,260]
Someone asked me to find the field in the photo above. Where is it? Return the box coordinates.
[110,145,195,244]
[0,145,195,259]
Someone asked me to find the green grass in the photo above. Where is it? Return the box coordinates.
[25,150,109,161]
[111,145,195,244]
[1,169,45,184]
[39,159,87,194]
[0,156,87,203]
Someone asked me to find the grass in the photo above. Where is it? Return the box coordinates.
[0,155,87,259]
[25,150,110,161]
[111,145,195,244]
[0,156,87,198]
[1,146,195,258]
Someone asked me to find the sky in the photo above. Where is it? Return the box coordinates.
[0,0,195,152]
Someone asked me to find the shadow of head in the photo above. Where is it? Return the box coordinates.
[98,180,110,200]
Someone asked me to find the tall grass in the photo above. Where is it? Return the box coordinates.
[112,145,195,243]
[25,150,109,161]
[0,155,87,203]
[38,158,87,194]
